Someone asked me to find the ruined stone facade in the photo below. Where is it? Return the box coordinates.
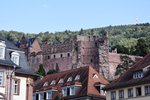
[19,33,142,80]
[41,32,110,78]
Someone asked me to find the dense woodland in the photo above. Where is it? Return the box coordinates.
[0,23,150,56]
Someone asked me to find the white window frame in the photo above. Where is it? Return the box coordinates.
[67,77,72,82]
[70,86,75,95]
[119,90,124,99]
[46,91,52,99]
[74,75,80,81]
[58,79,64,84]
[145,85,150,95]
[62,88,67,97]
[0,71,4,86]
[13,79,20,95]
[50,80,56,85]
[111,91,116,100]
[0,41,6,59]
[11,52,20,65]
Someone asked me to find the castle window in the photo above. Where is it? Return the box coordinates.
[50,80,56,85]
[48,56,50,59]
[74,75,80,81]
[145,85,150,95]
[90,59,93,63]
[67,53,70,57]
[0,41,6,59]
[53,55,56,58]
[67,77,72,82]
[11,52,20,65]
[60,54,63,58]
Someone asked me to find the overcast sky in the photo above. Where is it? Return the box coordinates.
[0,0,150,33]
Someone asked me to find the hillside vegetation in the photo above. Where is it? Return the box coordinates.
[0,23,150,56]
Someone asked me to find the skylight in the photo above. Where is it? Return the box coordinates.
[74,75,80,81]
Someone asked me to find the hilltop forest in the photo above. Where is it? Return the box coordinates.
[0,23,150,56]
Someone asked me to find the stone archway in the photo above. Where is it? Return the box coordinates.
[0,93,5,100]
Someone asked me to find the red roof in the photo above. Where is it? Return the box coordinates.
[34,66,108,98]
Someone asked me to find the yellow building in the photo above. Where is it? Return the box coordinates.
[105,53,150,100]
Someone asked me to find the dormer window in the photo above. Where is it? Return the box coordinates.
[0,41,6,59]
[11,52,20,65]
[133,71,144,79]
[67,77,72,82]
[50,80,56,85]
[74,75,80,81]
[58,79,64,84]
[43,82,48,86]
[93,73,99,79]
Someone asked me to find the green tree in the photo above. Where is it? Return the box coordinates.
[36,64,46,76]
[115,55,135,76]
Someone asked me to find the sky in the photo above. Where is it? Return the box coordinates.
[0,0,150,33]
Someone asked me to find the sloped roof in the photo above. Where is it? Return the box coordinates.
[0,36,36,76]
[105,53,150,90]
[34,66,108,98]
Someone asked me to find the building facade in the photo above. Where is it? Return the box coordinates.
[33,66,109,100]
[0,36,36,100]
[105,53,150,100]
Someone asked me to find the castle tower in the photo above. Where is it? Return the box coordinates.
[98,30,110,79]
[20,35,29,58]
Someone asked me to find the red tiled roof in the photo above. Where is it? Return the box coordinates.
[34,66,108,98]
[105,53,150,90]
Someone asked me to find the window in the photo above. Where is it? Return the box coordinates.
[93,74,99,79]
[145,85,150,95]
[67,53,70,57]
[50,80,56,85]
[47,56,50,59]
[43,82,48,86]
[53,55,56,58]
[0,47,5,59]
[128,88,133,98]
[70,86,75,95]
[0,72,4,86]
[11,52,20,65]
[119,90,124,99]
[67,77,72,82]
[58,79,64,84]
[62,88,67,97]
[136,87,142,96]
[74,75,80,81]
[60,54,63,58]
[47,91,52,99]
[111,91,116,100]
[133,71,144,79]
[14,79,20,95]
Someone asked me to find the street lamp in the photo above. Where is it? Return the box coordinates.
[9,65,21,100]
